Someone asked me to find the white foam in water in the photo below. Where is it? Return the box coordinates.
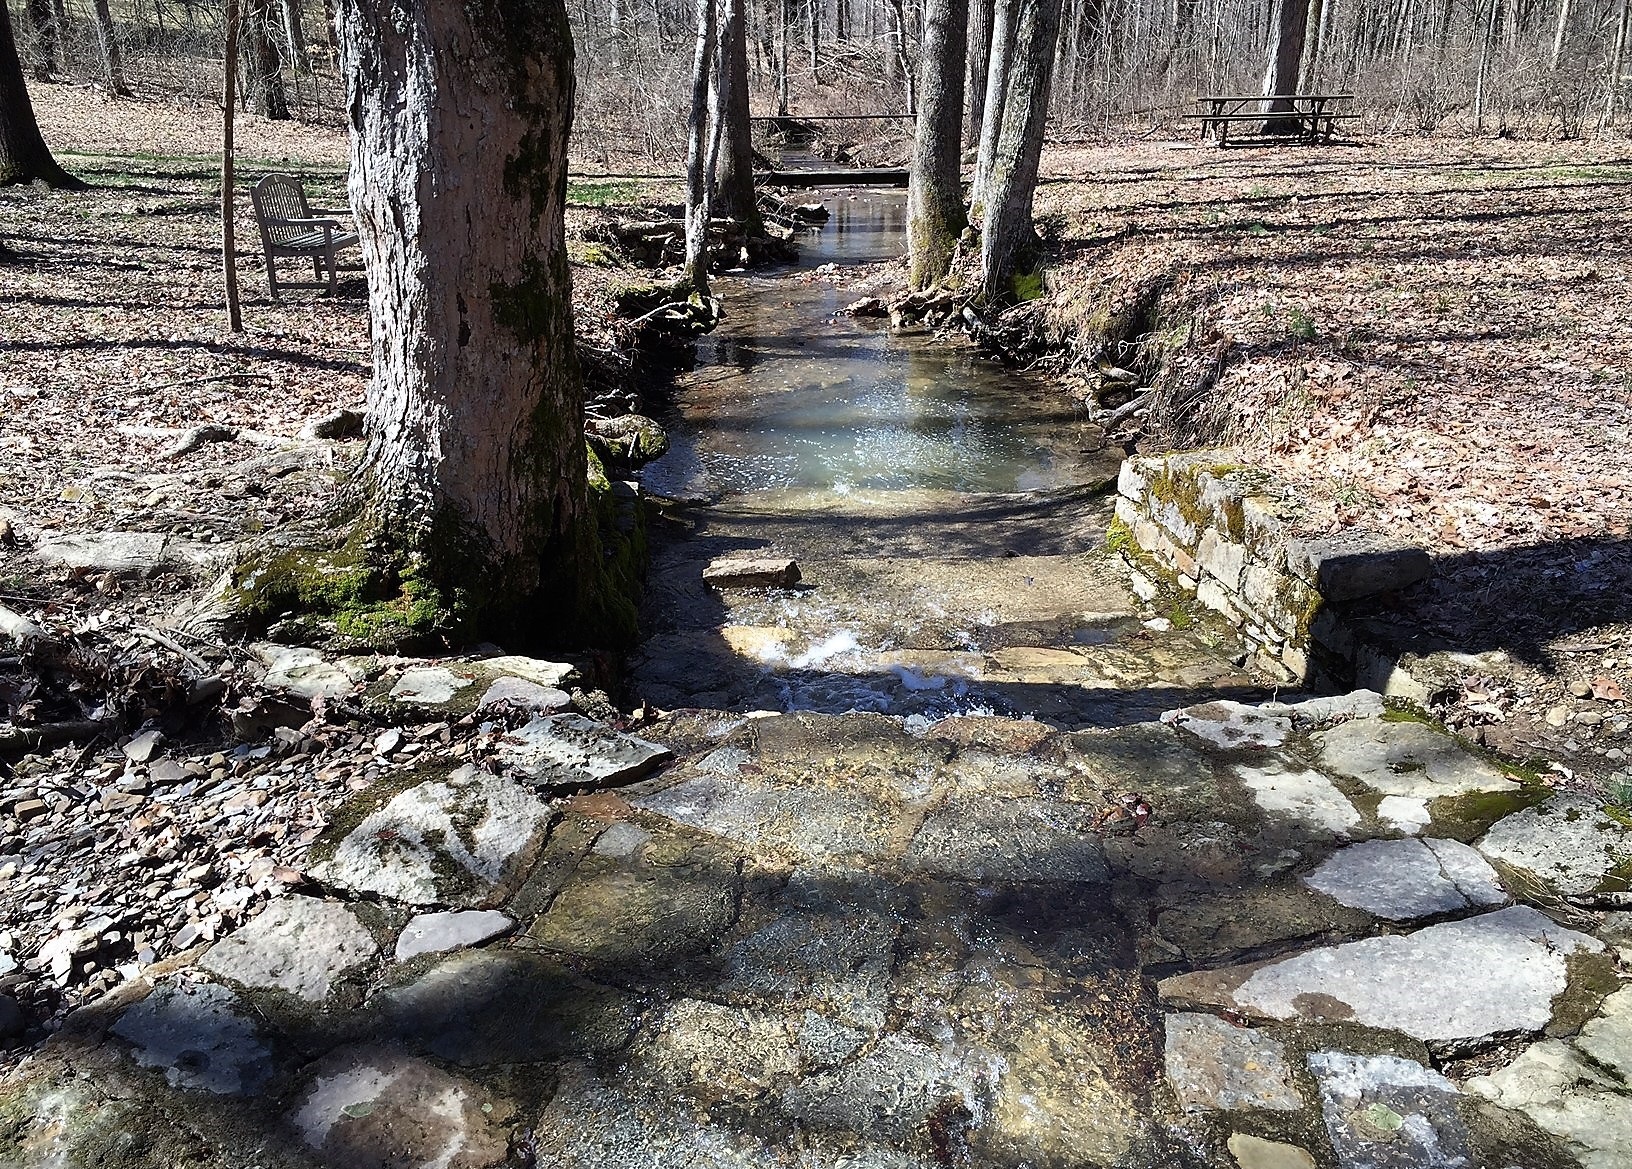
[889,665,948,691]
[787,630,863,669]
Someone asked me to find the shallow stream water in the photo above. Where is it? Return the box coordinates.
[628,189,1254,724]
[641,190,1104,502]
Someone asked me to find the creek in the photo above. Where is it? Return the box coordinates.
[631,189,1254,726]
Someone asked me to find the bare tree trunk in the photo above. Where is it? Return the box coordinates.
[280,0,312,71]
[1302,0,1326,85]
[22,0,58,80]
[90,0,130,95]
[979,0,1061,301]
[1605,0,1629,129]
[888,0,917,109]
[685,0,719,295]
[245,0,291,118]
[908,0,968,288]
[715,0,762,232]
[971,0,1015,216]
[807,0,820,76]
[223,0,244,334]
[1260,0,1310,130]
[0,6,79,187]
[966,0,992,146]
[331,0,609,645]
[776,0,790,113]
[1474,0,1501,130]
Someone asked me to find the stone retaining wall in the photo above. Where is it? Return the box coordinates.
[1112,450,1431,688]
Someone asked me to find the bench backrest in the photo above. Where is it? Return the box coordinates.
[251,174,315,247]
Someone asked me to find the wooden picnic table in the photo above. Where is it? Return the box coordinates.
[1184,93,1357,145]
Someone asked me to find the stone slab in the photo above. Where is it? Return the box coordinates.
[1308,1050,1470,1169]
[477,655,578,688]
[1466,1038,1632,1169]
[1227,1134,1317,1169]
[635,774,900,862]
[34,530,229,577]
[1283,535,1432,602]
[1301,838,1506,921]
[199,896,378,1002]
[1163,1013,1303,1113]
[905,795,1110,884]
[1164,701,1292,750]
[254,645,368,701]
[388,666,473,707]
[496,714,672,789]
[291,1044,509,1169]
[309,765,552,907]
[1377,795,1431,835]
[476,676,572,713]
[1477,794,1632,899]
[1159,905,1603,1048]
[1315,717,1516,797]
[395,910,515,962]
[110,980,272,1096]
[1236,763,1360,836]
[702,557,801,588]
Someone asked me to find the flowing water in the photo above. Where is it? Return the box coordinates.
[632,188,1251,725]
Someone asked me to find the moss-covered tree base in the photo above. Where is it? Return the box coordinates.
[221,446,645,654]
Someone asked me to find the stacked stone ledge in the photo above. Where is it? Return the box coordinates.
[1113,450,1431,687]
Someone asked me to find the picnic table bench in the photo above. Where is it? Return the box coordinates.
[1184,94,1357,145]
[249,173,360,299]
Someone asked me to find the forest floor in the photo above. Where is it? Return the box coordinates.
[1028,135,1632,780]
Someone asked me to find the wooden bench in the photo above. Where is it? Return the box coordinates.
[1184,94,1357,146]
[249,174,360,299]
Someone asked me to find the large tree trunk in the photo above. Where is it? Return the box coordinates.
[280,0,312,71]
[246,0,291,119]
[333,0,605,646]
[907,0,968,289]
[684,0,718,295]
[0,7,79,187]
[887,0,916,109]
[714,0,762,232]
[1260,0,1311,131]
[978,0,1061,301]
[971,0,1016,217]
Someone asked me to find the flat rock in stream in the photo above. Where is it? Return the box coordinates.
[291,1044,510,1169]
[198,895,378,1002]
[702,557,802,588]
[1163,1013,1304,1113]
[1302,838,1507,921]
[1158,905,1604,1048]
[309,765,552,907]
[1477,793,1632,899]
[1314,716,1517,797]
[253,644,371,701]
[109,981,273,1097]
[495,714,672,789]
[1308,1050,1471,1169]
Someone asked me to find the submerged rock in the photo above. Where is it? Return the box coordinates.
[291,1044,509,1169]
[905,794,1109,883]
[109,980,273,1096]
[1159,905,1604,1049]
[1308,1050,1470,1169]
[1163,1013,1304,1113]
